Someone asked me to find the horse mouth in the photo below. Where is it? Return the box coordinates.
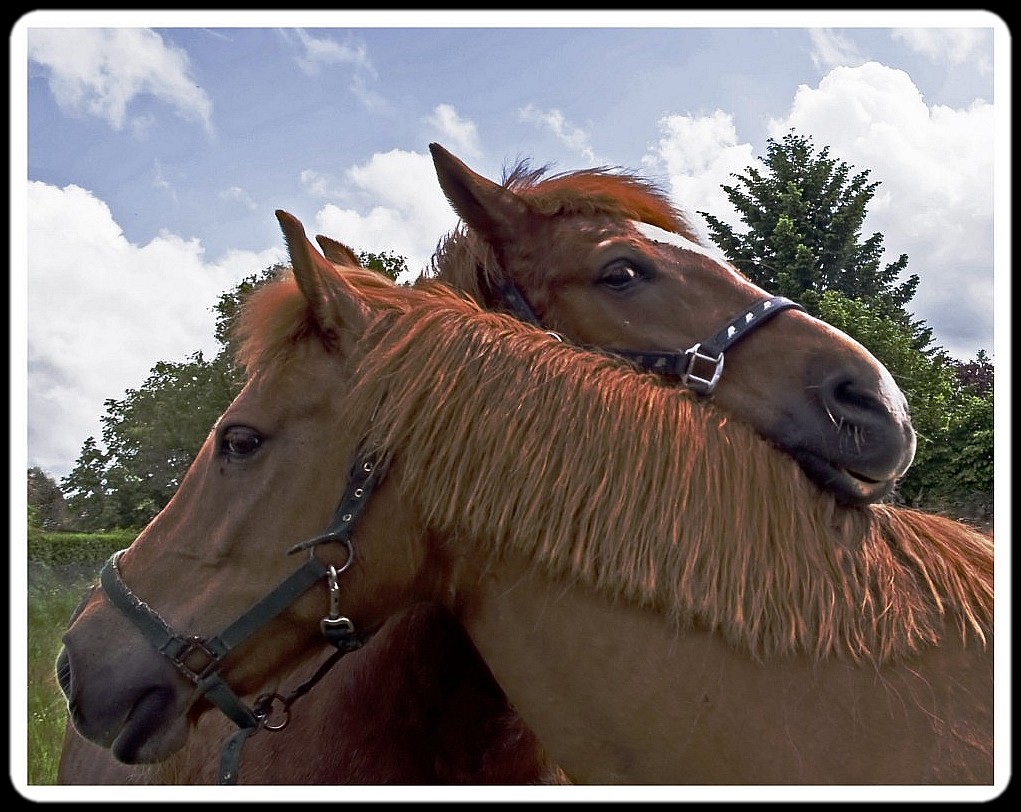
[109,686,189,764]
[789,450,895,507]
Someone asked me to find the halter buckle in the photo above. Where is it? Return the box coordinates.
[681,343,725,395]
[165,635,222,682]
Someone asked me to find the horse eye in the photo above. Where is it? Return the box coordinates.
[599,260,645,290]
[220,426,263,459]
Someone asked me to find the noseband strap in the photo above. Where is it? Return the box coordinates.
[100,549,336,730]
[493,277,804,396]
[98,447,386,783]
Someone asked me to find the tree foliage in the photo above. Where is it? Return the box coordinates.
[62,351,238,530]
[701,131,993,519]
[357,249,408,283]
[27,467,70,531]
[701,131,920,322]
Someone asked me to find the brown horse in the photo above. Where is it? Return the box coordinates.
[421,143,916,507]
[58,603,562,785]
[57,212,994,789]
[56,241,562,788]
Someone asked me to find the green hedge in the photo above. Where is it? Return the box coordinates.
[27,530,137,567]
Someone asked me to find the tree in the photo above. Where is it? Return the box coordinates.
[358,249,408,283]
[701,131,993,518]
[954,349,994,397]
[27,467,70,530]
[701,131,920,324]
[62,351,237,530]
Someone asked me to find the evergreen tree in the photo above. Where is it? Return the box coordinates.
[701,131,919,324]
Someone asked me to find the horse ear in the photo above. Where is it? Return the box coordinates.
[429,142,533,249]
[276,210,372,338]
[315,234,363,268]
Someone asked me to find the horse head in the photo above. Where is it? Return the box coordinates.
[427,143,917,506]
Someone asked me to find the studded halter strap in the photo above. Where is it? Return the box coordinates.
[492,279,805,396]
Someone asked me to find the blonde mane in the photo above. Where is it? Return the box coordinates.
[236,268,994,665]
[423,161,703,302]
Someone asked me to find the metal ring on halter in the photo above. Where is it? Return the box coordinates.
[254,692,291,731]
[305,534,355,573]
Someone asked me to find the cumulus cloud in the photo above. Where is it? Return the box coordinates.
[643,61,994,361]
[27,28,213,135]
[642,109,760,241]
[313,149,460,279]
[26,181,284,479]
[768,61,994,359]
[426,104,482,158]
[518,104,596,163]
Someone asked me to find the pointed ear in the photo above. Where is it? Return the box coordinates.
[429,142,534,251]
[276,210,371,340]
[315,234,363,268]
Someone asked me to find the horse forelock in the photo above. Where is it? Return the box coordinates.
[233,264,421,376]
[340,287,993,665]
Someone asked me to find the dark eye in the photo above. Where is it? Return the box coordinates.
[599,259,646,291]
[219,425,263,459]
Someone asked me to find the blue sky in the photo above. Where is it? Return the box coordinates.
[13,10,1007,486]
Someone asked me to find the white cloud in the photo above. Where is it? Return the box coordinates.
[26,181,283,479]
[426,104,482,158]
[289,28,371,77]
[643,62,994,360]
[808,28,865,72]
[220,185,258,211]
[892,27,992,74]
[314,149,460,279]
[518,104,596,163]
[642,109,760,241]
[27,28,213,135]
[768,61,994,359]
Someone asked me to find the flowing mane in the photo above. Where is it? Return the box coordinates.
[234,267,992,666]
[424,160,704,300]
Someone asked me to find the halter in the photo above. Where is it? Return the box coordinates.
[98,448,387,784]
[492,279,805,396]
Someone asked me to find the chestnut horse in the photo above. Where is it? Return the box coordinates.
[56,241,563,787]
[57,603,562,785]
[420,143,916,507]
[58,212,994,790]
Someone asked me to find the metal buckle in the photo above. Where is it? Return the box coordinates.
[165,635,221,682]
[681,343,725,395]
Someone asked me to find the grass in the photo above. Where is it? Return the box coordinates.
[26,561,102,786]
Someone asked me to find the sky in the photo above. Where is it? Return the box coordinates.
[13,11,1008,486]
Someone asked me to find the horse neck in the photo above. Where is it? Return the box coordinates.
[456,550,993,784]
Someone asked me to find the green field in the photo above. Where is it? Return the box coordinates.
[24,531,134,786]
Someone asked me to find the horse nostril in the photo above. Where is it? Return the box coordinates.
[832,378,882,416]
[820,373,892,426]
